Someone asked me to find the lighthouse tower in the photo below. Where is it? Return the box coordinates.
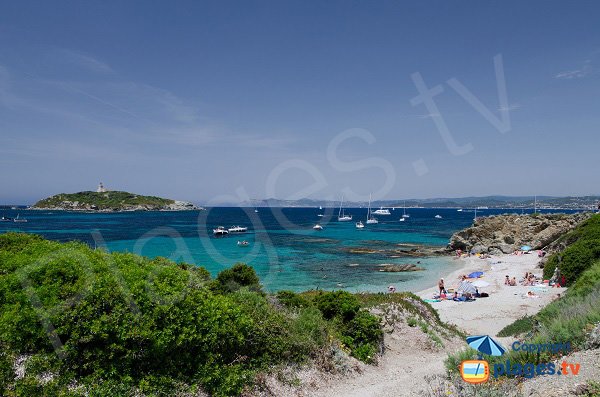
[96,182,107,193]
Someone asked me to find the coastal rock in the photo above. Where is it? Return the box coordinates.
[448,213,592,254]
[377,263,424,272]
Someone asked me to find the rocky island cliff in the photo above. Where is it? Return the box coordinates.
[449,212,592,255]
[32,191,201,212]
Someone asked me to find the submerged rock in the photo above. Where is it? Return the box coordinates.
[377,263,424,272]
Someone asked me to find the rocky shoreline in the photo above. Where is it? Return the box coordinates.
[448,212,591,255]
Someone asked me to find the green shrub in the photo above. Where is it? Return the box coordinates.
[314,291,360,321]
[276,290,311,309]
[341,311,382,363]
[211,263,261,294]
[497,315,534,337]
[543,215,600,285]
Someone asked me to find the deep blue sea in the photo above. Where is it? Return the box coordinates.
[0,207,580,292]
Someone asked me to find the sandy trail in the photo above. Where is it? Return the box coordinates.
[305,253,565,397]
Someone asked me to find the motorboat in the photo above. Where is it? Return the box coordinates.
[317,214,324,217]
[0,216,13,222]
[228,226,248,233]
[237,240,250,247]
[399,217,405,222]
[434,215,442,219]
[313,224,323,230]
[457,208,463,212]
[366,193,378,224]
[13,214,27,223]
[372,208,391,215]
[355,221,364,229]
[213,226,229,236]
[337,195,352,221]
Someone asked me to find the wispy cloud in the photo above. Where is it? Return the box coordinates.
[57,49,114,74]
[497,103,520,112]
[554,60,593,79]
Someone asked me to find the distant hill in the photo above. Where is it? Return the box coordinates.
[238,195,600,210]
[32,191,200,212]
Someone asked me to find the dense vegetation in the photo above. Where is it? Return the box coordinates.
[32,191,176,211]
[542,214,600,286]
[0,233,446,396]
[448,214,600,380]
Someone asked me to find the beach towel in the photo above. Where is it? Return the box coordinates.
[424,299,441,303]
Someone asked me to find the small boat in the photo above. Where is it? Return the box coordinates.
[337,195,352,221]
[355,221,364,229]
[372,208,391,215]
[212,226,229,236]
[366,193,378,224]
[399,217,405,222]
[254,208,259,213]
[401,201,410,218]
[237,240,249,247]
[13,214,27,223]
[434,215,442,219]
[457,208,463,212]
[313,224,323,230]
[0,216,13,222]
[228,226,248,233]
[319,205,323,210]
[317,214,324,217]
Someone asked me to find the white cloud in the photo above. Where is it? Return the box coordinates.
[554,60,593,79]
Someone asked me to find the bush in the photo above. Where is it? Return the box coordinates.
[497,315,535,337]
[212,263,262,294]
[341,311,382,363]
[276,290,311,309]
[543,215,600,285]
[314,291,360,321]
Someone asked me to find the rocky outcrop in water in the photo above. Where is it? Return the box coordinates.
[377,263,424,272]
[448,213,592,255]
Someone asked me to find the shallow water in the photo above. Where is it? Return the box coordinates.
[0,207,578,292]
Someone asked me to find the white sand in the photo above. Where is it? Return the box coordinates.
[417,253,567,342]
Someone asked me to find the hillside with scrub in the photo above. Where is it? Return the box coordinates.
[0,232,458,396]
[32,191,198,212]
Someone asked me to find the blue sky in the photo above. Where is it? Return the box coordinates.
[1,1,599,204]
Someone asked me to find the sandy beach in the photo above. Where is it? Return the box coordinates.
[417,253,567,340]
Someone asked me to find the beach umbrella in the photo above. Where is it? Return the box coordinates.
[457,281,477,294]
[471,280,490,288]
[466,335,506,356]
[468,271,484,278]
[521,245,532,251]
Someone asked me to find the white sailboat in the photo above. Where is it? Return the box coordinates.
[366,193,378,224]
[401,200,410,218]
[355,221,364,229]
[337,195,352,221]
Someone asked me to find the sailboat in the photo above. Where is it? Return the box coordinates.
[337,195,352,221]
[13,214,27,223]
[355,221,365,229]
[401,200,410,218]
[366,193,378,224]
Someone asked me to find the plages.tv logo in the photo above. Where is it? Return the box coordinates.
[460,335,505,384]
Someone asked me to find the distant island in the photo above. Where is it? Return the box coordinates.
[32,189,200,212]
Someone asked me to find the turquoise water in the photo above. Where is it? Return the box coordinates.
[0,207,578,292]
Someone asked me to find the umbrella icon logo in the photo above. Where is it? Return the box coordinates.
[466,335,506,357]
[460,335,505,384]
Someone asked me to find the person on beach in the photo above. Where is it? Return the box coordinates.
[510,277,517,286]
[504,275,510,285]
[438,278,445,295]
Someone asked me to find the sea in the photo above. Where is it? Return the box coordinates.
[0,207,581,293]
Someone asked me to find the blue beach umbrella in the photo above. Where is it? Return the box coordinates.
[521,245,532,252]
[466,335,506,356]
[467,271,484,278]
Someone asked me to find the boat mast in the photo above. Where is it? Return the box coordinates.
[339,195,343,218]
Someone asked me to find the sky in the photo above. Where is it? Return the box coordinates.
[1,0,599,205]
